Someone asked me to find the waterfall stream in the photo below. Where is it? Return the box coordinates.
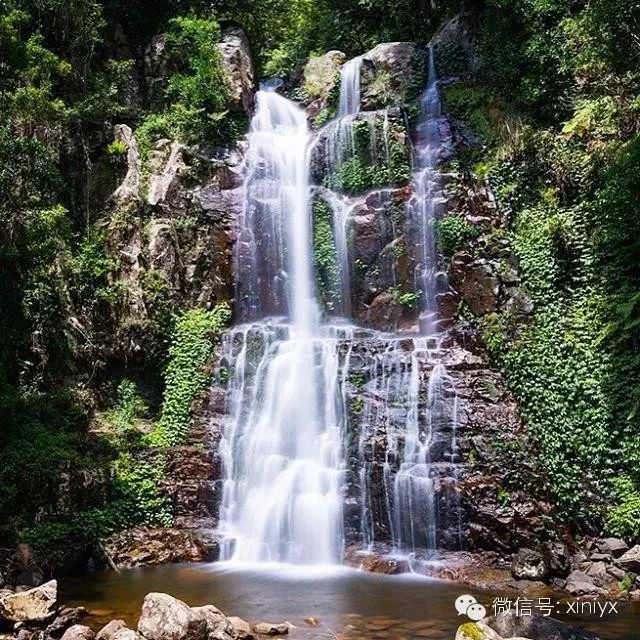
[218,49,462,566]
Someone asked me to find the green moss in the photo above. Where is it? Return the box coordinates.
[149,304,231,446]
[313,200,341,312]
[437,215,480,256]
[326,116,410,194]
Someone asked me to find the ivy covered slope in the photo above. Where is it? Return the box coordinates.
[438,0,640,539]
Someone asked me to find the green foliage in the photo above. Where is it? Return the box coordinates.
[313,200,342,312]
[106,140,128,155]
[437,215,479,256]
[151,304,230,446]
[327,117,410,194]
[136,15,230,157]
[605,477,640,542]
[389,285,421,310]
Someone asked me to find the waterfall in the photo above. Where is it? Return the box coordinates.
[218,48,462,567]
[338,56,363,117]
[408,47,445,335]
[220,87,343,564]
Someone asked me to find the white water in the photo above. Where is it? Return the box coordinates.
[219,49,462,566]
[220,88,343,564]
[408,48,446,334]
[338,55,363,117]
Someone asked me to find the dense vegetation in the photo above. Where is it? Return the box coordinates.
[445,0,640,535]
[1,0,639,567]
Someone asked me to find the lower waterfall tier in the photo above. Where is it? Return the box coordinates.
[214,320,465,563]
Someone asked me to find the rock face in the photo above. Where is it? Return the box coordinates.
[0,580,57,622]
[303,50,344,115]
[217,26,254,114]
[112,125,142,203]
[361,42,423,109]
[104,528,220,570]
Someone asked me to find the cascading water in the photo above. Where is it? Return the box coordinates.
[218,47,462,567]
[219,87,343,564]
[408,47,445,335]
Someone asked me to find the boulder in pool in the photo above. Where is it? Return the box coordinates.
[0,579,57,622]
[227,616,253,639]
[252,622,289,636]
[60,625,95,640]
[96,620,128,640]
[138,594,207,640]
[138,594,235,640]
[488,611,602,639]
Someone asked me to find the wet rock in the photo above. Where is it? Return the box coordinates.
[617,545,640,573]
[597,537,628,558]
[367,292,403,332]
[46,607,88,638]
[96,620,128,640]
[0,579,57,622]
[217,26,254,114]
[137,593,207,640]
[60,626,94,640]
[252,622,288,636]
[511,549,549,581]
[488,610,602,639]
[227,617,253,640]
[544,541,571,578]
[565,570,601,596]
[452,261,499,316]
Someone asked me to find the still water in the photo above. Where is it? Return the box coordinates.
[61,563,640,640]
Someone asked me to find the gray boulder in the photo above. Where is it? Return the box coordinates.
[191,605,235,640]
[511,548,549,580]
[0,579,57,622]
[96,620,128,640]
[565,570,601,596]
[60,626,94,640]
[137,593,207,640]
[597,537,628,558]
[617,545,640,572]
[488,611,601,639]
[112,629,144,640]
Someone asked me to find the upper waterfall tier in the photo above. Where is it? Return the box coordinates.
[234,87,318,335]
